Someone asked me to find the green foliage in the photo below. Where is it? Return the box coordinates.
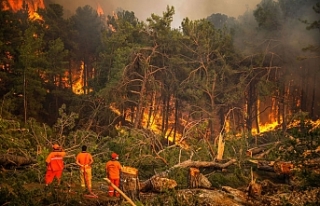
[168,168,189,189]
[0,118,35,155]
[223,134,247,160]
[53,103,78,141]
[298,168,320,188]
[254,0,283,30]
[0,3,319,205]
[99,130,168,179]
[142,189,190,206]
[208,167,247,189]
[0,181,81,206]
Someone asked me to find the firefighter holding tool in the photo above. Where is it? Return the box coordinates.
[106,152,122,197]
[45,143,66,186]
[76,145,95,195]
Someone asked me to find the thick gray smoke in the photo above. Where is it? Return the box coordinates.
[46,0,261,28]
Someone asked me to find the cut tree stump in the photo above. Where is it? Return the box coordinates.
[273,161,294,175]
[121,166,140,200]
[189,167,211,189]
[190,167,200,188]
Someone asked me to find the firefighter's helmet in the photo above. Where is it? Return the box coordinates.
[111,152,118,159]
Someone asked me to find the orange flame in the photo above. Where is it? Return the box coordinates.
[96,3,104,16]
[2,0,45,20]
[72,61,84,94]
[110,101,182,143]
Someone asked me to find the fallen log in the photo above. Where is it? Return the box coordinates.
[246,141,280,158]
[140,176,177,192]
[221,186,247,203]
[246,147,265,158]
[256,142,281,159]
[170,159,237,170]
[0,154,36,166]
[248,160,294,174]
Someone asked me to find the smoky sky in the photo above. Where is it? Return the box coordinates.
[46,0,261,27]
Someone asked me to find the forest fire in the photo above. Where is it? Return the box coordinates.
[252,121,279,135]
[72,61,85,95]
[96,3,104,16]
[1,0,45,20]
[110,103,182,143]
[1,0,106,95]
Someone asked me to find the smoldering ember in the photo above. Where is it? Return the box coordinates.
[0,0,319,205]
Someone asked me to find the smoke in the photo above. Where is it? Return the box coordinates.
[45,0,261,28]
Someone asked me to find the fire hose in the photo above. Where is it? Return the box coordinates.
[103,177,136,206]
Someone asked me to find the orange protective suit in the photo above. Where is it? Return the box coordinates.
[45,150,66,185]
[76,152,94,190]
[106,154,122,197]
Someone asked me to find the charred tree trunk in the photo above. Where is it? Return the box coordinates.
[146,91,155,129]
[300,66,308,112]
[173,97,178,144]
[280,82,287,134]
[246,81,255,134]
[160,93,166,135]
[255,95,260,136]
[133,79,146,129]
[310,73,316,119]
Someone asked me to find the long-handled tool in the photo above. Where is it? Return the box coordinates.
[103,177,136,206]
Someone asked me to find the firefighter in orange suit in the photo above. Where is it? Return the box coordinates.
[106,152,122,197]
[76,145,94,194]
[45,143,66,186]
